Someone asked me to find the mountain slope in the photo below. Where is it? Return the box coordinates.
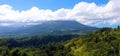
[14,20,98,36]
[0,20,98,36]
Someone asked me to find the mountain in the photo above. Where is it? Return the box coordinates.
[0,20,98,36]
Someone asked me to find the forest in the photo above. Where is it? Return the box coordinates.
[0,27,120,56]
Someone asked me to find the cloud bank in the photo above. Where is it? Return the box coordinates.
[0,0,120,27]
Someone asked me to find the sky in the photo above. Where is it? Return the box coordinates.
[0,0,120,28]
[0,0,109,11]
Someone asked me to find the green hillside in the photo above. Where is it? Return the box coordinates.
[0,27,120,56]
[65,27,120,56]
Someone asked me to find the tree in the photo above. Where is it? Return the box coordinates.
[9,48,21,56]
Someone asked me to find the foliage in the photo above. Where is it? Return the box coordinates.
[0,27,120,56]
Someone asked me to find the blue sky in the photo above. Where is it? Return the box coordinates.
[0,0,109,11]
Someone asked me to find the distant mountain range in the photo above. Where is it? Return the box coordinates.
[0,20,98,36]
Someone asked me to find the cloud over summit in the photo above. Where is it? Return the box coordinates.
[0,0,120,27]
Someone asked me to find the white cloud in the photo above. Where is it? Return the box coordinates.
[0,0,120,27]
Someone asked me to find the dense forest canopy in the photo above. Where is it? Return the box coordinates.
[0,27,120,56]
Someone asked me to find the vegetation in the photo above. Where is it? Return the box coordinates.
[0,27,120,56]
[65,27,120,56]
